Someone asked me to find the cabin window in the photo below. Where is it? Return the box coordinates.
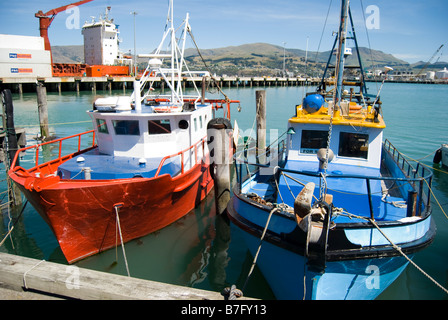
[339,132,369,159]
[199,116,203,129]
[194,118,198,131]
[300,130,329,154]
[148,119,171,135]
[96,119,109,134]
[112,120,140,136]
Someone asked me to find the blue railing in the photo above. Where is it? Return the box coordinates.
[234,139,433,219]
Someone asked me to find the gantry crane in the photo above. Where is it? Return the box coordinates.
[35,0,93,63]
[414,44,444,79]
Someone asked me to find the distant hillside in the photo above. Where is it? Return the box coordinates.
[185,43,304,76]
[51,45,84,64]
[51,42,446,77]
[411,61,448,71]
[345,47,410,69]
[184,42,412,76]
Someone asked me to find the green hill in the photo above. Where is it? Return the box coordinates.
[52,42,443,77]
[51,45,84,64]
[184,42,411,76]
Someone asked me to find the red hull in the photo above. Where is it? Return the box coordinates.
[10,162,213,263]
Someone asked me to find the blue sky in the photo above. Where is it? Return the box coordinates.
[1,0,447,63]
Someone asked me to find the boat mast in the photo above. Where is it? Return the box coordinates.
[168,0,176,103]
[333,0,350,110]
[133,0,204,106]
[177,12,190,103]
[319,0,350,200]
[348,8,367,96]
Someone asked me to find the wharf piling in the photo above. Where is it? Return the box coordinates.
[208,118,233,216]
[0,252,254,300]
[1,89,25,207]
[255,90,266,164]
[36,81,50,141]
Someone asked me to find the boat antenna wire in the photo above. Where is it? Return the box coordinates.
[360,0,378,92]
[187,28,230,103]
[314,0,333,64]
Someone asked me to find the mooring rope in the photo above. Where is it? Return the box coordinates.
[22,259,45,290]
[368,218,448,295]
[332,207,448,295]
[0,201,28,248]
[242,206,279,292]
[114,204,130,277]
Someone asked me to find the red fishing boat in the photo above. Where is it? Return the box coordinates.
[9,1,238,264]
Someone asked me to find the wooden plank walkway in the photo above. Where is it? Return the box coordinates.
[0,252,253,300]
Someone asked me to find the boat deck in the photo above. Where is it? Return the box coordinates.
[57,148,182,180]
[242,160,411,224]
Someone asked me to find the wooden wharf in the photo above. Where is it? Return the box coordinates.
[0,76,320,94]
[0,252,255,300]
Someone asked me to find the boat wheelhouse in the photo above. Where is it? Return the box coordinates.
[55,101,213,181]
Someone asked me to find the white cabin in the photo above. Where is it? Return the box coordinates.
[88,103,212,164]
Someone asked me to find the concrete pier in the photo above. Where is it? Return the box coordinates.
[0,76,320,93]
[0,252,254,300]
[1,76,446,94]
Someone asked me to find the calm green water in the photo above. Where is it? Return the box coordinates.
[1,82,447,300]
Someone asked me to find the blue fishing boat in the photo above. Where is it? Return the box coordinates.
[227,0,436,300]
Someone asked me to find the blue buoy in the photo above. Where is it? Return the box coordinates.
[303,94,324,113]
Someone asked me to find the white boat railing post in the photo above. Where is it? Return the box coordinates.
[134,80,141,112]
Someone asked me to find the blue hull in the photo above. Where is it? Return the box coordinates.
[234,222,411,300]
[227,141,436,300]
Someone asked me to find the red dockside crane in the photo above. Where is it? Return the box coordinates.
[35,0,93,67]
[35,0,129,78]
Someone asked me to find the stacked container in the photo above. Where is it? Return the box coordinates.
[0,34,52,78]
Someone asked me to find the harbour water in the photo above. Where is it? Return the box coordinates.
[1,82,447,300]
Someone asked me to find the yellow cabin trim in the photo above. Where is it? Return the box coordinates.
[289,104,386,129]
